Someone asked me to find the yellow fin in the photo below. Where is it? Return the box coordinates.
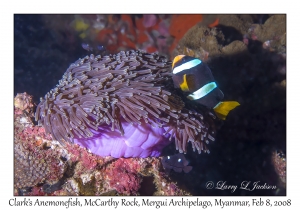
[172,55,185,69]
[213,101,240,120]
[180,74,189,91]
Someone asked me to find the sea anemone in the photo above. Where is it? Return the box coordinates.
[35,50,215,158]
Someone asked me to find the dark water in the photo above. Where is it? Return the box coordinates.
[14,14,86,103]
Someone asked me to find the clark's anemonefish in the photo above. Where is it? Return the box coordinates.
[172,55,240,120]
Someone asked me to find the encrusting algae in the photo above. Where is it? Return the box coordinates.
[14,93,190,195]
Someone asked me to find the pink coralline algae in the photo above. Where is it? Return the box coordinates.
[272,151,286,187]
[14,93,189,195]
[65,143,99,171]
[14,93,67,189]
[105,158,142,195]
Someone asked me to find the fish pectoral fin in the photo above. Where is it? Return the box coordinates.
[213,101,240,120]
[183,166,193,173]
[173,167,183,173]
[179,74,190,92]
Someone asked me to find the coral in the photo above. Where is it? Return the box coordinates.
[14,93,67,189]
[105,158,142,195]
[62,178,80,196]
[28,186,46,196]
[68,14,172,56]
[64,143,99,171]
[272,151,286,187]
[148,158,190,196]
[61,15,220,58]
[14,93,189,195]
[14,92,34,112]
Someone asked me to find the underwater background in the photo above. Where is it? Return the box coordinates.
[14,14,286,196]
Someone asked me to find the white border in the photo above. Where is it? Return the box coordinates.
[1,0,298,209]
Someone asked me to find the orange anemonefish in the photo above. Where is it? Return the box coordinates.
[172,55,240,120]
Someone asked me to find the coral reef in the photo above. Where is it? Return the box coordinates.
[40,14,219,58]
[272,150,286,187]
[14,93,189,195]
[14,93,67,190]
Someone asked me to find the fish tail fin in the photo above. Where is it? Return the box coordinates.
[213,101,240,120]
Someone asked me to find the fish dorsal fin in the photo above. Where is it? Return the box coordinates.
[172,55,186,69]
[213,101,240,120]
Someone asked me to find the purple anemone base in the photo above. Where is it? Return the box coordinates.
[73,121,171,158]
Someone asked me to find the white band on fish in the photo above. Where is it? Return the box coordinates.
[173,59,201,74]
[187,82,217,100]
